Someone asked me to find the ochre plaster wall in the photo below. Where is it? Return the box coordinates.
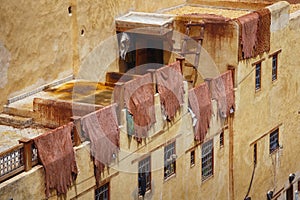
[0,0,74,110]
[233,2,300,199]
[0,0,185,110]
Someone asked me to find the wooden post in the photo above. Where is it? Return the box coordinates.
[227,65,236,88]
[204,78,212,89]
[19,138,33,172]
[70,116,82,146]
[228,113,234,200]
[147,69,156,93]
[176,57,185,74]
[114,82,125,125]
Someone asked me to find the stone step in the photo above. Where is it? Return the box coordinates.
[0,113,33,128]
[3,105,36,119]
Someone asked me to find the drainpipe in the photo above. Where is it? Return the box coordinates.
[229,113,234,200]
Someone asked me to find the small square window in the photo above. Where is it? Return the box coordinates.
[202,139,213,181]
[255,63,261,91]
[272,54,278,81]
[164,142,176,179]
[95,182,109,200]
[190,150,195,167]
[270,128,279,154]
[138,156,151,196]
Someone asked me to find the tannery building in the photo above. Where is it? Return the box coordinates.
[0,0,300,200]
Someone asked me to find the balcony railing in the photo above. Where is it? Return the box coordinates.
[0,124,81,183]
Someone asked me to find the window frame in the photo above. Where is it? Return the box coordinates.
[95,182,109,200]
[138,156,151,194]
[269,128,279,154]
[219,132,224,147]
[272,54,278,81]
[253,143,257,165]
[201,139,214,181]
[255,62,262,91]
[190,150,195,167]
[164,141,176,179]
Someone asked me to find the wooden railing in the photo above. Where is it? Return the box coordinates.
[0,143,25,183]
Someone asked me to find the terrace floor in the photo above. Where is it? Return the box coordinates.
[164,5,251,19]
[0,79,114,152]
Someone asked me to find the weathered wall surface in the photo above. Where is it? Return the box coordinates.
[233,2,300,199]
[74,0,185,82]
[172,17,239,84]
[0,0,74,110]
[0,0,185,110]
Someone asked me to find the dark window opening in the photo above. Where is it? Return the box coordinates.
[138,156,151,196]
[117,33,164,74]
[202,139,213,180]
[190,150,195,167]
[270,128,279,154]
[164,142,176,179]
[220,132,224,147]
[254,143,257,165]
[95,182,109,200]
[272,54,278,81]
[255,63,261,91]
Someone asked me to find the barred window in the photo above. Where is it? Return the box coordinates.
[164,142,176,179]
[190,150,195,167]
[95,182,109,200]
[255,63,261,91]
[219,132,224,147]
[272,54,278,81]
[202,139,213,180]
[138,156,151,194]
[270,128,279,154]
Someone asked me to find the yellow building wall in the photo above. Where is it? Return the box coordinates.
[233,2,300,199]
[0,0,185,110]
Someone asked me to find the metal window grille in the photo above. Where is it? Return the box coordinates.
[202,139,213,180]
[164,142,176,179]
[95,182,109,200]
[138,156,151,194]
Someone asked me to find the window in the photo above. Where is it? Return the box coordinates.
[190,150,195,167]
[255,62,261,91]
[164,142,176,179]
[220,132,224,147]
[138,156,151,195]
[254,143,257,165]
[95,182,109,200]
[202,139,213,180]
[270,128,279,154]
[272,54,278,81]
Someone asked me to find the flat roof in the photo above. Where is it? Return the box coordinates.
[7,80,114,111]
[0,125,51,152]
[164,5,250,19]
[115,12,175,35]
[291,4,300,13]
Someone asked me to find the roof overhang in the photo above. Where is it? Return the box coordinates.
[115,12,175,35]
